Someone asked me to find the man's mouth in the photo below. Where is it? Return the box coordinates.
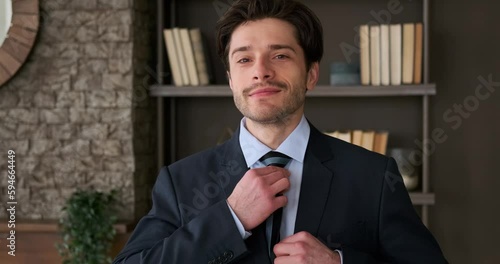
[249,87,282,97]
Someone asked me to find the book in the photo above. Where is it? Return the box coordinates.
[324,131,339,138]
[189,28,211,86]
[370,25,381,86]
[380,24,390,86]
[389,24,402,85]
[336,130,352,143]
[163,29,183,86]
[324,130,351,143]
[373,131,389,155]
[359,25,370,85]
[361,130,375,151]
[351,130,363,147]
[179,28,199,86]
[402,23,415,84]
[172,28,190,86]
[413,23,423,84]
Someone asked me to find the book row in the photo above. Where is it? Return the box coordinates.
[359,23,423,86]
[324,130,389,155]
[163,28,212,86]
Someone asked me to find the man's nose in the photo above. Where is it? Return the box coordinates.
[252,58,274,81]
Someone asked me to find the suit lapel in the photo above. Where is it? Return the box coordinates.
[294,125,334,236]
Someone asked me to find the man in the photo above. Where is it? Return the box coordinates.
[114,0,447,263]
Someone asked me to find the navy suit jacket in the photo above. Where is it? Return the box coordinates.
[113,123,447,263]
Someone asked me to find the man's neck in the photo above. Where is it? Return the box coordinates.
[245,112,303,150]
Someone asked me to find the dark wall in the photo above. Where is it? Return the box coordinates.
[429,1,500,263]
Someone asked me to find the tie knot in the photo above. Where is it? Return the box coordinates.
[259,151,291,168]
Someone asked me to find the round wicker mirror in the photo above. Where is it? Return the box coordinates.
[0,0,39,87]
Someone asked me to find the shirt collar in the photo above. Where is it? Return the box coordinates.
[239,115,310,167]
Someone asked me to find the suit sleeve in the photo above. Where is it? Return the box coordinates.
[376,158,447,264]
[112,166,249,264]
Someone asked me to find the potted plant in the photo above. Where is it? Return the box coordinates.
[57,189,118,264]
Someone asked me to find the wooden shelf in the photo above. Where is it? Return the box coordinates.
[409,192,435,205]
[149,84,436,97]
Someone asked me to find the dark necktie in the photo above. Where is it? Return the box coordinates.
[259,151,291,260]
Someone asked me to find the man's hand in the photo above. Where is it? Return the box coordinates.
[227,166,290,230]
[273,231,341,264]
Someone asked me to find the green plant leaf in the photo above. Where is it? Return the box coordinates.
[56,189,119,264]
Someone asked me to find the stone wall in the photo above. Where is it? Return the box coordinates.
[0,0,156,221]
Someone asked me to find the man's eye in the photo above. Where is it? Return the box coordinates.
[237,58,250,63]
[275,54,288,59]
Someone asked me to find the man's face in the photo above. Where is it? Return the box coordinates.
[227,18,319,124]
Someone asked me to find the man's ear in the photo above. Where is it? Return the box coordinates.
[306,62,319,91]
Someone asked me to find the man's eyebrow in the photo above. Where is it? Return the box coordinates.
[230,44,297,58]
[269,44,296,54]
[231,46,250,58]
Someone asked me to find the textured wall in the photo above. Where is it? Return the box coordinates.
[0,0,156,221]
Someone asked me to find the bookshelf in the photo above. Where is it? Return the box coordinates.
[152,0,435,225]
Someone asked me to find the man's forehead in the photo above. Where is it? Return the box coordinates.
[228,19,300,52]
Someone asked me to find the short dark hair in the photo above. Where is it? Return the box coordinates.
[216,0,323,71]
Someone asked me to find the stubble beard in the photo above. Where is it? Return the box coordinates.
[233,81,307,126]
